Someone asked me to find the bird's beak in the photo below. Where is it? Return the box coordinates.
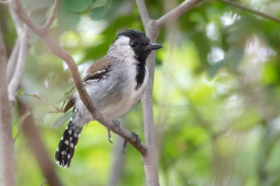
[144,43,163,51]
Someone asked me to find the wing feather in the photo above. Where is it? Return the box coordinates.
[63,56,113,112]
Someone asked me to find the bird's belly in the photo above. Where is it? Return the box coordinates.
[101,95,134,118]
[73,65,148,125]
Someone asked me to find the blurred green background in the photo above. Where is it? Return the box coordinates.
[2,0,280,185]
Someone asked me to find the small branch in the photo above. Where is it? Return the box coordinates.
[156,0,204,30]
[8,25,29,102]
[14,0,42,35]
[0,29,16,186]
[216,0,280,24]
[42,0,62,30]
[13,109,30,142]
[40,180,47,186]
[31,93,64,113]
[15,0,148,155]
[18,101,63,186]
[135,0,151,30]
[8,0,23,35]
[6,38,20,82]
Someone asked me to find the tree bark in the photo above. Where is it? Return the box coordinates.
[0,29,16,186]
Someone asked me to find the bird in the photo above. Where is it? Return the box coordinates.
[54,29,162,168]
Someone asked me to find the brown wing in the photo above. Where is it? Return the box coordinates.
[63,56,113,112]
[83,56,113,82]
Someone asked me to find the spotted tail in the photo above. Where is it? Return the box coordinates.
[55,121,83,168]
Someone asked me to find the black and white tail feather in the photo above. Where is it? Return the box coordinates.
[55,119,83,168]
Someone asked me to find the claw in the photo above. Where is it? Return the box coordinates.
[107,128,113,143]
[111,119,121,131]
[122,140,127,154]
[131,132,141,147]
[122,131,141,153]
[106,119,121,143]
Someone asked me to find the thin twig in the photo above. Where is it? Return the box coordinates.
[13,108,30,142]
[31,94,64,113]
[156,0,204,30]
[217,0,280,24]
[42,0,62,30]
[39,179,47,186]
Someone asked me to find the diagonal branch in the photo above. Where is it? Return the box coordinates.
[156,0,204,30]
[31,93,64,113]
[14,0,148,155]
[42,0,62,30]
[216,0,280,24]
[8,0,23,35]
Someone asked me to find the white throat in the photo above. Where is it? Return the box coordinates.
[107,36,135,59]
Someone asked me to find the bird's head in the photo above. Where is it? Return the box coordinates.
[108,29,162,64]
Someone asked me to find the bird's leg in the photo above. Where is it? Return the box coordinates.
[107,128,113,143]
[107,119,121,143]
[122,131,141,154]
[122,140,127,154]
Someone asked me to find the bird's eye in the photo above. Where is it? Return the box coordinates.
[131,42,138,48]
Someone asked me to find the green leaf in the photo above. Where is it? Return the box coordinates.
[89,6,107,21]
[207,60,225,79]
[91,0,107,8]
[225,47,244,74]
[63,0,92,12]
[52,112,72,128]
[17,88,24,96]
[58,5,81,31]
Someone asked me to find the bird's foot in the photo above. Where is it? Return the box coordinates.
[111,119,121,130]
[107,119,121,143]
[122,131,141,154]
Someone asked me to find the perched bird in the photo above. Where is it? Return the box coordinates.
[55,29,162,168]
